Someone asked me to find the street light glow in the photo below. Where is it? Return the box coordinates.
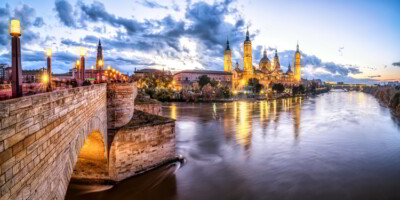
[41,73,49,83]
[79,47,86,57]
[9,19,21,36]
[45,49,52,57]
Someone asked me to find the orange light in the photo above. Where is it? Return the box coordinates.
[76,60,80,67]
[98,59,103,66]
[112,69,116,72]
[45,49,52,57]
[41,74,49,83]
[79,47,86,57]
[9,20,21,36]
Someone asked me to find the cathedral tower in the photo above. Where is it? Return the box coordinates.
[273,49,280,71]
[294,43,301,82]
[96,40,104,70]
[224,39,232,72]
[243,28,253,75]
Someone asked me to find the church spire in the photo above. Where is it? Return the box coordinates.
[225,39,230,51]
[99,39,102,47]
[274,48,278,57]
[296,41,299,52]
[245,26,250,42]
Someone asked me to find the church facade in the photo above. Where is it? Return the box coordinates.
[224,29,301,90]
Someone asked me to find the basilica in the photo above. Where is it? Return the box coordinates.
[224,29,301,90]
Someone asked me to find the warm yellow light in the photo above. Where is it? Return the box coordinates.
[98,60,103,66]
[112,68,116,72]
[91,66,94,69]
[76,60,80,67]
[79,47,86,56]
[172,80,176,85]
[107,66,111,70]
[240,79,246,85]
[233,90,237,95]
[41,74,49,83]
[45,49,52,57]
[9,20,21,36]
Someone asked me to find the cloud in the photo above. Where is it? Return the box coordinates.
[367,75,381,78]
[0,4,42,47]
[33,17,45,27]
[55,0,77,27]
[393,61,400,67]
[135,0,168,9]
[80,1,144,35]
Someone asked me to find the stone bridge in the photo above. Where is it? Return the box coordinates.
[0,83,176,200]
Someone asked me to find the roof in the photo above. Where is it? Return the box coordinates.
[174,70,232,76]
[135,69,163,73]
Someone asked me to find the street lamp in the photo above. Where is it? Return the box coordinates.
[76,60,80,80]
[45,49,52,91]
[79,47,86,81]
[9,19,23,98]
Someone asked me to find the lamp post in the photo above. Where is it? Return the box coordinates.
[79,47,86,81]
[76,60,80,80]
[91,65,94,79]
[9,19,23,98]
[45,49,52,91]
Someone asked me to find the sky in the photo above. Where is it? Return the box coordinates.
[0,0,399,83]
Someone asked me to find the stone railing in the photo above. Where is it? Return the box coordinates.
[0,84,108,200]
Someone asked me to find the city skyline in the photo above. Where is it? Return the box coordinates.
[0,0,399,83]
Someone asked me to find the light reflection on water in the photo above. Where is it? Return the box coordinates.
[66,91,400,200]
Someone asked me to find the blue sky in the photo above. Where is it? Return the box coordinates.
[0,0,399,83]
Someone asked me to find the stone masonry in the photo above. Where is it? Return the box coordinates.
[0,82,176,200]
[0,84,107,200]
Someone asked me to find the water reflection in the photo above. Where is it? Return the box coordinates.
[67,91,400,200]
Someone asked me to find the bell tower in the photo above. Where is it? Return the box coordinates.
[224,39,232,72]
[294,42,301,83]
[243,27,253,75]
[96,39,104,70]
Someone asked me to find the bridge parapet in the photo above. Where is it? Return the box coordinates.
[0,84,108,200]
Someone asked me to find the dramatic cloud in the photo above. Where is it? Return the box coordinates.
[393,62,400,67]
[33,17,45,27]
[55,0,77,27]
[0,4,42,47]
[80,1,144,35]
[136,0,168,9]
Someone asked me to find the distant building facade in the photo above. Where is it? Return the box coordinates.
[173,70,232,90]
[134,68,171,78]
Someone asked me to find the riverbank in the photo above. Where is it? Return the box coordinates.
[363,86,400,116]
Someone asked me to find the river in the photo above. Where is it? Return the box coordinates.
[66,90,400,200]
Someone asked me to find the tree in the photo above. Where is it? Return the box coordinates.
[248,78,264,93]
[198,75,211,88]
[272,83,285,93]
[202,83,214,100]
[192,82,200,92]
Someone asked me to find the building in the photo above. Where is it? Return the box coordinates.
[0,64,10,82]
[0,66,49,83]
[224,28,301,91]
[96,40,104,70]
[134,68,171,78]
[173,70,232,90]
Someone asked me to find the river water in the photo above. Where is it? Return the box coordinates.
[66,90,400,200]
